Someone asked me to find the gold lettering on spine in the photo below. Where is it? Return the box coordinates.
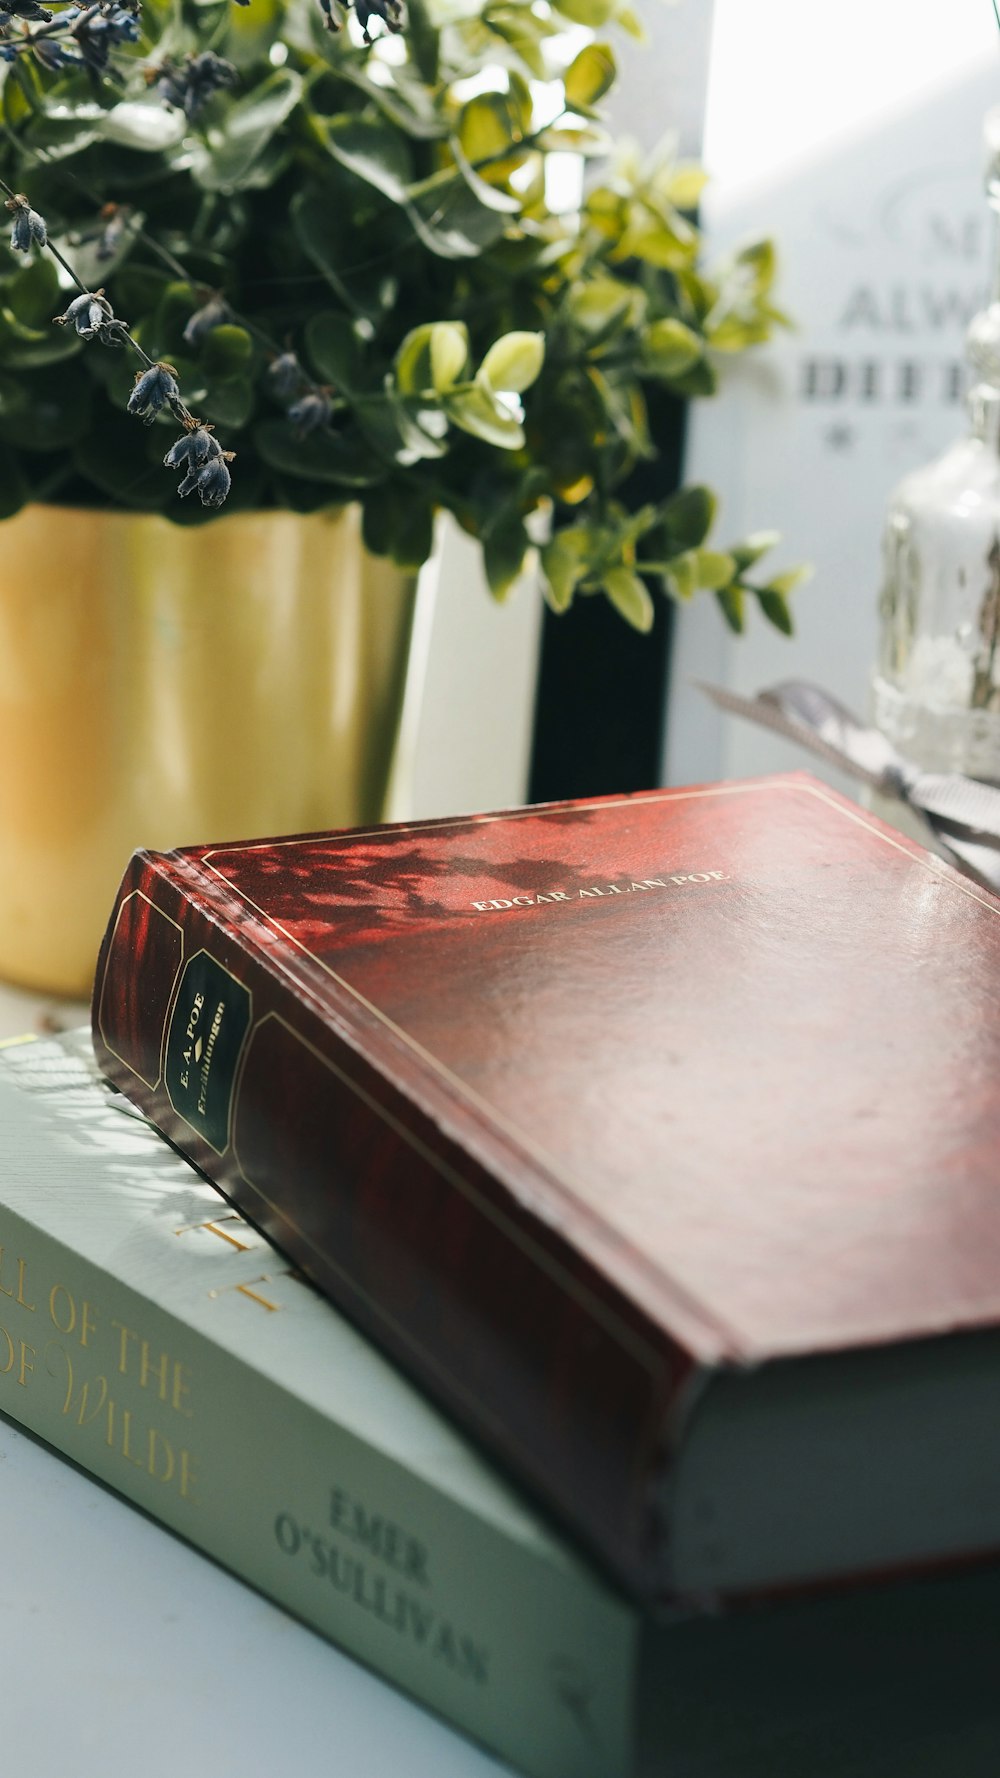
[173,1219,251,1252]
[46,1343,109,1426]
[139,1341,171,1402]
[0,1248,35,1310]
[15,1258,34,1311]
[148,1428,175,1485]
[111,1318,137,1375]
[49,1283,76,1335]
[172,1362,193,1418]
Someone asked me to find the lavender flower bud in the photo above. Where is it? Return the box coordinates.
[127,362,181,424]
[178,453,232,508]
[2,0,54,18]
[164,428,221,470]
[157,51,237,120]
[33,39,80,69]
[287,390,332,437]
[89,202,133,262]
[54,290,114,339]
[355,0,403,41]
[267,352,303,402]
[8,203,46,254]
[183,295,229,348]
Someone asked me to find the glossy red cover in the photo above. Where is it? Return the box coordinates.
[92,774,1000,1593]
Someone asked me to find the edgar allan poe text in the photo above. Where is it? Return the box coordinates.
[471,870,727,911]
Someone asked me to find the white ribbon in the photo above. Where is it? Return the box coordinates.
[697,680,1000,891]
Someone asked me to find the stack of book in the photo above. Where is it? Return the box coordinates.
[4,773,1000,1774]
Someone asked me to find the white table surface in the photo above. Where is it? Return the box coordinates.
[0,1417,508,1778]
[0,983,506,1777]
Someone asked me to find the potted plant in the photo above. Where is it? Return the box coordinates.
[0,0,799,994]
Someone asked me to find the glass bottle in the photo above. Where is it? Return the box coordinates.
[873,108,1000,781]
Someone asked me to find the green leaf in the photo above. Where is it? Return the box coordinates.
[73,417,171,509]
[405,0,441,86]
[716,584,745,633]
[661,485,716,551]
[479,332,544,395]
[0,306,46,345]
[201,324,254,382]
[291,189,398,325]
[320,113,412,205]
[484,6,552,77]
[541,527,589,612]
[0,315,80,371]
[663,164,710,210]
[362,483,435,570]
[5,254,60,328]
[446,383,524,449]
[200,378,255,429]
[330,58,446,141]
[564,276,635,338]
[404,171,507,259]
[762,564,813,597]
[22,114,100,162]
[728,530,780,572]
[667,358,718,398]
[534,124,610,156]
[552,0,616,23]
[222,0,284,68]
[145,281,199,357]
[756,588,793,635]
[604,566,654,631]
[706,315,773,353]
[734,236,777,295]
[304,312,362,391]
[430,323,468,393]
[253,419,385,487]
[99,103,187,153]
[483,503,531,601]
[0,366,90,451]
[662,551,698,601]
[695,549,736,590]
[457,91,525,171]
[192,70,303,192]
[564,42,617,113]
[641,318,703,379]
[395,324,436,397]
[355,386,449,464]
[450,138,523,214]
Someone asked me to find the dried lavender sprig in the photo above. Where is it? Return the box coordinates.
[1,179,234,507]
[1,0,405,78]
[0,0,140,71]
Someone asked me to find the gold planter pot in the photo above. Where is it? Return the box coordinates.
[0,503,426,998]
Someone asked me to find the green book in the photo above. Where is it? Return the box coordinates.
[2,1031,999,1778]
[0,1029,634,1778]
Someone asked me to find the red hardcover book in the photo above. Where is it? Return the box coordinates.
[92,774,1000,1600]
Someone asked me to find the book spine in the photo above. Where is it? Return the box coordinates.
[94,851,681,1597]
[0,1193,639,1778]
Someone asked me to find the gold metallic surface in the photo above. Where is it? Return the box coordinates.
[0,504,419,997]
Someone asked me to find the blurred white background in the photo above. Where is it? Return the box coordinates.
[667,0,1000,787]
[704,0,997,197]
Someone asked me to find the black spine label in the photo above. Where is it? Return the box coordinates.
[164,952,252,1152]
